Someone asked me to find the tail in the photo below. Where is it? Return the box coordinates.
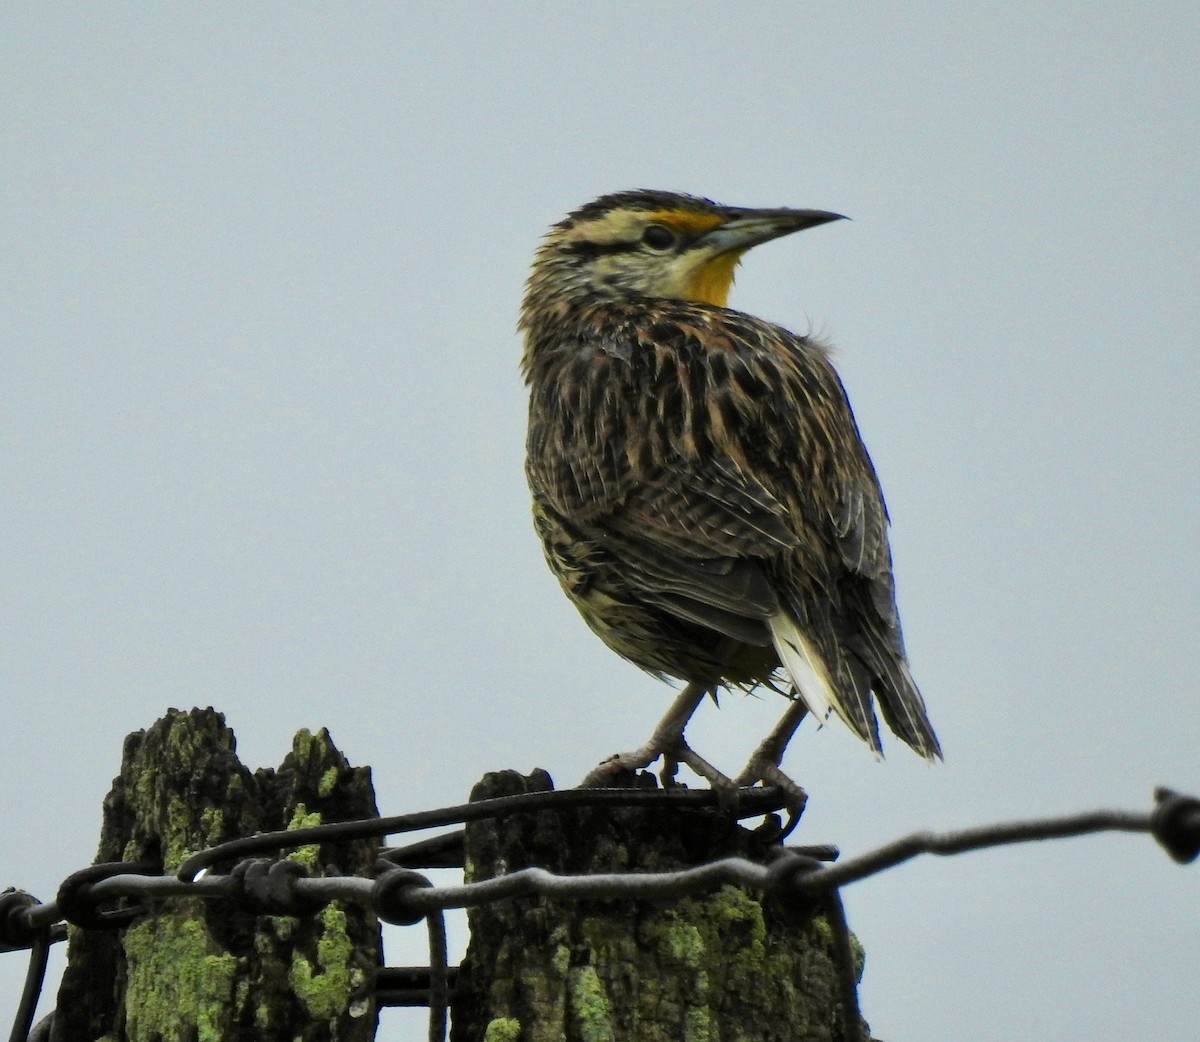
[855,625,942,760]
[768,613,882,755]
[769,612,942,759]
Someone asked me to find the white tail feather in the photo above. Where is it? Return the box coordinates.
[768,614,839,727]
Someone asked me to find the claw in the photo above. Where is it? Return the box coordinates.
[741,762,807,839]
[659,751,682,787]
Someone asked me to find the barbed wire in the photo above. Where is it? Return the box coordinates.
[3,785,1198,1042]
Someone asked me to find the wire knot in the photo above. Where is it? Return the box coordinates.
[56,862,156,930]
[374,868,435,925]
[1151,788,1200,864]
[0,889,43,951]
[229,859,325,917]
[764,849,827,918]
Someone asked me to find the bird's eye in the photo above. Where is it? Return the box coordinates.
[641,224,676,251]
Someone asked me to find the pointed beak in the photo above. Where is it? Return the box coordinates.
[699,208,847,256]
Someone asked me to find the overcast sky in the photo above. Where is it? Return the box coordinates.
[3,5,1198,1040]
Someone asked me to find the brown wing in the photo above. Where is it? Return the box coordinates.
[731,321,941,759]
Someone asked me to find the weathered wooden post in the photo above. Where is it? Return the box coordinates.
[50,708,380,1042]
[451,769,867,1042]
[42,712,867,1041]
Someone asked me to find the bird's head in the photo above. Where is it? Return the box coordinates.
[522,190,845,321]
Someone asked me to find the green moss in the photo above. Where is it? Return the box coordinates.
[810,912,833,944]
[286,803,323,868]
[199,806,225,847]
[121,911,241,1042]
[568,965,614,1042]
[293,727,316,763]
[804,913,865,978]
[318,765,340,797]
[483,1017,523,1042]
[288,903,355,1020]
[709,884,766,937]
[684,1004,712,1042]
[710,888,771,983]
[287,804,322,830]
[269,915,297,942]
[578,914,640,972]
[661,918,705,967]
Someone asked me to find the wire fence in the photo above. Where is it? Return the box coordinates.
[3,785,1197,1042]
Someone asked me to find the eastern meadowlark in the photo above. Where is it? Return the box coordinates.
[521,190,940,801]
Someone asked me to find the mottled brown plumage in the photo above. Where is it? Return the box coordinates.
[521,190,940,784]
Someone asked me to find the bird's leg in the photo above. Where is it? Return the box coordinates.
[735,697,810,829]
[581,679,736,792]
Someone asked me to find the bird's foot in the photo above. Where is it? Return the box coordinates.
[581,679,715,789]
[580,733,736,800]
[579,749,655,788]
[662,739,743,814]
[579,725,674,787]
[735,757,808,841]
[580,738,805,839]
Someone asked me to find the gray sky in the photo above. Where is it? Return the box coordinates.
[3,4,1198,1039]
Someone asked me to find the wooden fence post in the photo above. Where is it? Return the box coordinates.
[50,707,380,1042]
[451,769,868,1042]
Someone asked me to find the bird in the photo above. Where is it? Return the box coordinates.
[520,189,940,803]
